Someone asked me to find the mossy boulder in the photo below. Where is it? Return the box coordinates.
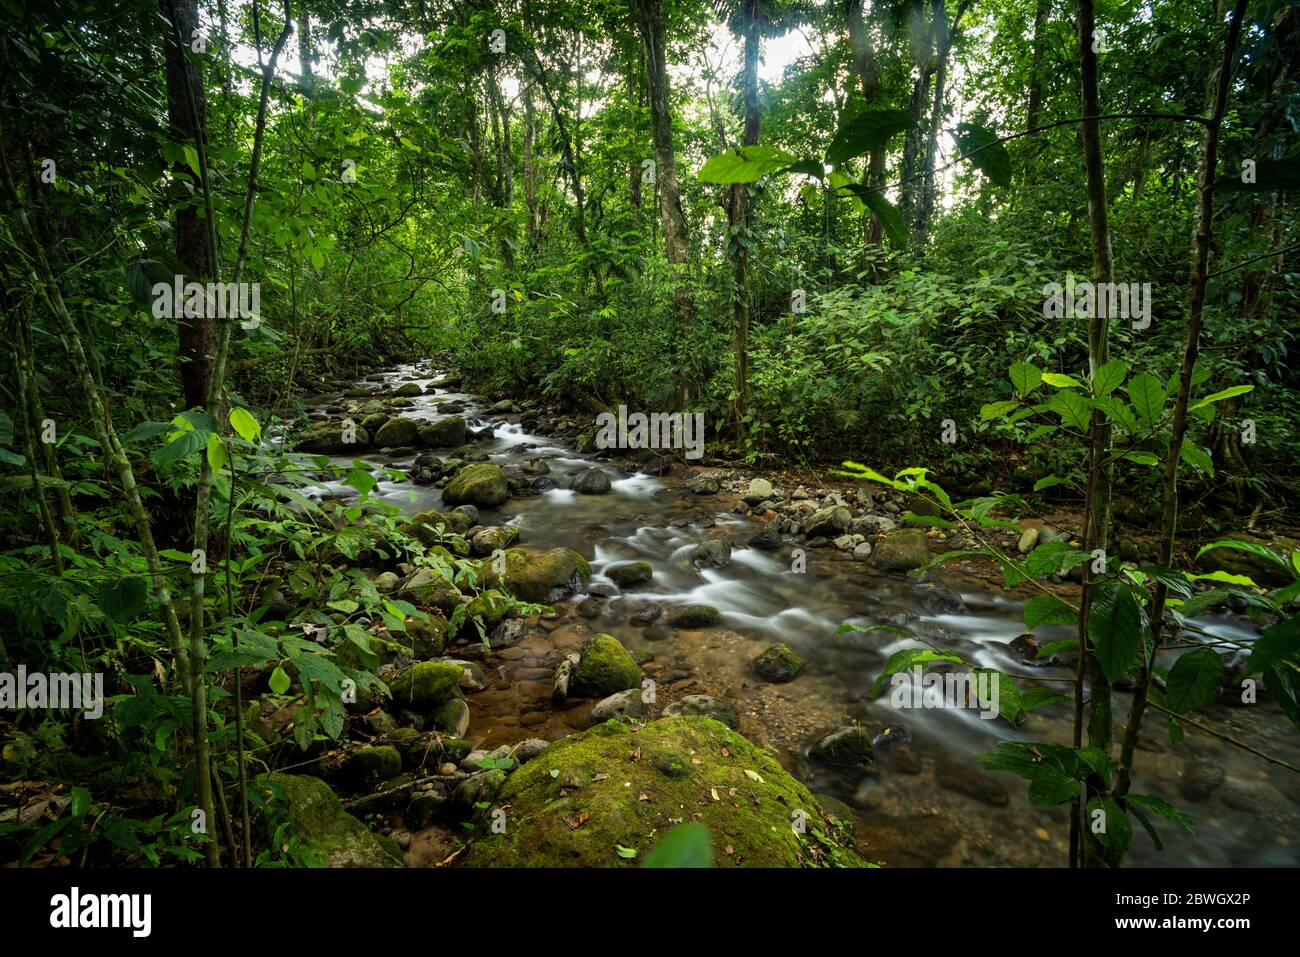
[393,382,424,397]
[374,416,421,447]
[298,420,370,454]
[870,528,931,572]
[668,604,722,628]
[388,661,464,714]
[461,717,865,867]
[344,745,403,786]
[443,462,509,508]
[570,634,641,698]
[606,561,653,588]
[470,525,520,557]
[419,416,467,448]
[405,615,448,658]
[257,774,403,867]
[480,547,591,602]
[753,643,805,683]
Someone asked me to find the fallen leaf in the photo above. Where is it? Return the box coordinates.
[743,769,764,783]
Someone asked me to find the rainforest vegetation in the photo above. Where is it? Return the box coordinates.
[0,0,1297,872]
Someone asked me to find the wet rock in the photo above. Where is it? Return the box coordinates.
[552,654,580,701]
[871,725,923,774]
[870,529,931,572]
[748,528,783,551]
[490,618,528,648]
[375,417,421,447]
[570,634,641,698]
[256,774,403,867]
[850,515,896,536]
[419,416,467,448]
[460,717,864,867]
[389,661,465,714]
[1007,633,1050,665]
[406,792,444,829]
[690,538,732,568]
[642,623,674,642]
[451,769,507,811]
[571,468,612,494]
[430,698,471,737]
[629,604,662,626]
[753,643,805,683]
[913,583,965,615]
[852,542,873,561]
[858,812,960,867]
[667,604,722,628]
[405,616,448,658]
[691,477,720,495]
[393,382,423,397]
[588,688,646,725]
[661,694,739,729]
[1179,758,1226,802]
[523,456,550,475]
[344,745,403,786]
[512,739,550,764]
[576,597,603,618]
[443,463,509,508]
[745,478,773,505]
[805,506,851,538]
[607,562,653,588]
[375,571,400,594]
[297,420,370,454]
[935,757,1009,806]
[810,726,874,767]
[480,547,591,602]
[470,525,520,556]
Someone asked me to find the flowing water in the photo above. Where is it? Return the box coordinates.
[304,361,1300,867]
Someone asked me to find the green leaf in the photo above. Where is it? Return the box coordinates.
[151,427,205,467]
[1024,541,1090,578]
[345,468,378,495]
[1246,615,1300,676]
[1092,360,1128,396]
[698,145,797,184]
[268,666,291,695]
[1179,442,1214,476]
[834,184,907,246]
[1127,794,1196,835]
[953,122,1012,188]
[1042,372,1083,388]
[778,158,825,179]
[97,576,149,622]
[824,107,910,165]
[1087,796,1133,856]
[1090,396,1139,433]
[0,449,26,466]
[1122,451,1159,466]
[327,598,360,615]
[1164,648,1224,713]
[1048,390,1090,431]
[206,433,228,472]
[981,399,1020,421]
[1187,384,1252,412]
[1008,362,1042,396]
[641,823,713,868]
[1190,570,1257,587]
[1089,583,1145,683]
[229,407,261,442]
[870,648,964,695]
[614,844,638,860]
[1195,539,1289,571]
[1023,593,1077,631]
[1127,373,1165,425]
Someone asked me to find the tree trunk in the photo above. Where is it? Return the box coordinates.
[162,0,215,410]
[846,0,886,247]
[728,0,761,433]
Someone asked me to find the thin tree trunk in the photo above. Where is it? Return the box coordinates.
[1072,0,1117,868]
[1115,0,1250,799]
[729,0,761,433]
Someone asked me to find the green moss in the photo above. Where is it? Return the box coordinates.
[606,561,654,588]
[389,661,464,713]
[460,717,864,868]
[753,643,805,682]
[570,634,641,698]
[480,547,591,603]
[443,462,509,508]
[257,774,403,868]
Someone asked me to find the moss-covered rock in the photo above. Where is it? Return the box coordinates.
[480,547,591,603]
[443,462,509,508]
[753,643,805,683]
[297,420,370,454]
[344,745,403,786]
[389,661,464,714]
[470,525,520,557]
[257,774,404,867]
[404,614,448,658]
[570,634,641,698]
[870,528,931,572]
[461,717,864,867]
[667,604,722,628]
[419,416,467,448]
[606,561,653,588]
[374,416,421,447]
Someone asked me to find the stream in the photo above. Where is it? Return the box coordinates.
[303,360,1300,867]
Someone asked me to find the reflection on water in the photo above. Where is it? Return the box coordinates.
[303,362,1300,868]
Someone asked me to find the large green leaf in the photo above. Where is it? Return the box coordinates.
[1089,583,1145,683]
[824,107,910,165]
[97,575,149,622]
[953,122,1012,188]
[1023,593,1078,631]
[834,183,907,246]
[698,145,796,184]
[1164,647,1224,713]
[1127,373,1165,425]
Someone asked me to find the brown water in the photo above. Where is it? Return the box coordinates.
[306,361,1300,867]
